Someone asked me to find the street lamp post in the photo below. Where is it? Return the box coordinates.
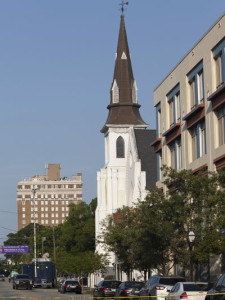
[32,187,38,279]
[188,230,195,281]
[41,237,46,256]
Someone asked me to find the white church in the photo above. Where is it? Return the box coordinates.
[95,12,157,282]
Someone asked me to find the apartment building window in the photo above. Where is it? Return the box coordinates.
[213,38,225,89]
[216,104,225,146]
[156,151,162,180]
[116,136,125,158]
[22,214,25,218]
[190,121,206,160]
[45,220,48,224]
[169,138,182,170]
[22,220,26,225]
[167,84,180,127]
[187,61,204,110]
[156,103,161,137]
[22,207,25,212]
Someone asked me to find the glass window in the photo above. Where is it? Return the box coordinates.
[157,151,162,181]
[190,121,206,161]
[213,38,225,89]
[187,62,204,110]
[216,105,225,147]
[167,84,180,127]
[169,138,182,170]
[116,136,125,158]
[156,103,161,138]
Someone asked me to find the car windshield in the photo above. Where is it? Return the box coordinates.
[195,283,209,291]
[16,275,29,279]
[0,275,4,278]
[103,281,121,288]
[65,281,79,285]
[159,278,185,285]
[124,282,144,289]
[183,284,202,291]
[133,282,145,289]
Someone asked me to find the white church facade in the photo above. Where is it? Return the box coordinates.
[95,13,157,282]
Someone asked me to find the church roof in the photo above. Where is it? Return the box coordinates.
[101,14,147,133]
[134,129,157,189]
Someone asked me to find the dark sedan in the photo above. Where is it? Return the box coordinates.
[60,280,82,294]
[206,274,225,300]
[93,280,121,300]
[115,281,145,300]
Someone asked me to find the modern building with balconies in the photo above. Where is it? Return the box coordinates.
[152,13,225,187]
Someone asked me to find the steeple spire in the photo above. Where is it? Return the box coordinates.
[101,14,147,133]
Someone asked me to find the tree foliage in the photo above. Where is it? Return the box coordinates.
[101,168,225,278]
[4,198,107,276]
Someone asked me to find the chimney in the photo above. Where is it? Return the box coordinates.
[47,164,60,181]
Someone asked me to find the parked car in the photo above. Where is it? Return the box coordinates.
[139,275,186,300]
[57,278,66,292]
[12,274,33,290]
[206,273,225,300]
[165,282,208,300]
[0,274,5,281]
[59,279,82,294]
[93,280,122,300]
[130,281,145,299]
[115,281,145,300]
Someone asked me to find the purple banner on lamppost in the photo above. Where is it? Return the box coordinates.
[0,246,30,254]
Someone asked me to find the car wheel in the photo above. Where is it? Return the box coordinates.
[12,285,15,289]
[15,286,18,290]
[62,289,65,294]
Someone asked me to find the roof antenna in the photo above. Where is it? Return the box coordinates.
[120,1,129,14]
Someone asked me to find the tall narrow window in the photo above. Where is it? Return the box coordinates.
[213,38,225,89]
[190,121,206,161]
[187,61,204,110]
[116,136,125,158]
[169,138,182,170]
[167,84,180,127]
[156,151,162,180]
[216,105,225,147]
[156,104,161,138]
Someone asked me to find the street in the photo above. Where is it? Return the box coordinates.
[0,280,93,299]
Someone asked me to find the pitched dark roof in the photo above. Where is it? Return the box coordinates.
[134,129,157,189]
[101,15,147,133]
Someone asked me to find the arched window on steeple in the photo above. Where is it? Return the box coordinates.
[116,136,125,158]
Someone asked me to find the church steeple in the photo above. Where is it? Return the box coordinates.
[101,14,147,133]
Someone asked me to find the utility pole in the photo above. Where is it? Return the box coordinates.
[32,187,38,278]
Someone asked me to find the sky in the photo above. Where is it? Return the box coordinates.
[0,0,224,244]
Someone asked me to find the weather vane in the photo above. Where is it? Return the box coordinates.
[120,1,129,14]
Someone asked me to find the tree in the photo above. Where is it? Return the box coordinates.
[101,168,225,280]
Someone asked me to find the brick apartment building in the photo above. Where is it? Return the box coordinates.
[17,164,82,230]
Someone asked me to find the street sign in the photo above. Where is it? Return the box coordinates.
[0,246,30,254]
